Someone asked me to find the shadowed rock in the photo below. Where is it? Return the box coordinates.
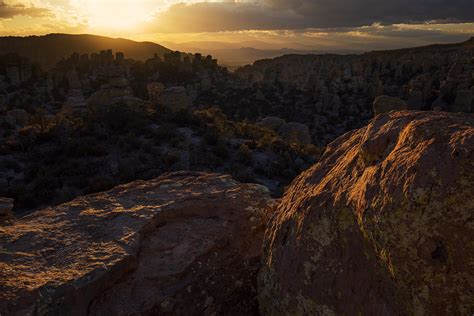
[258,116,286,131]
[259,111,474,315]
[373,95,408,116]
[0,172,275,315]
[278,122,312,144]
[163,86,190,113]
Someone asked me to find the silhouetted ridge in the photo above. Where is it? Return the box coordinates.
[0,33,171,68]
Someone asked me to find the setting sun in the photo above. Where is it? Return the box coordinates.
[71,0,154,30]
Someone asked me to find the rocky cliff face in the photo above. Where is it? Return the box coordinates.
[0,172,274,315]
[259,111,474,315]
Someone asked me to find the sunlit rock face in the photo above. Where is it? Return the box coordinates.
[260,111,474,315]
[0,172,275,315]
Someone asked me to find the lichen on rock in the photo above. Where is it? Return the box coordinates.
[259,111,474,315]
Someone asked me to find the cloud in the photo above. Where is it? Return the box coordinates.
[0,0,50,19]
[152,0,474,32]
[152,2,298,33]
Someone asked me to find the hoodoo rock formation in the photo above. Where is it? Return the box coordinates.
[260,111,474,315]
[0,172,274,315]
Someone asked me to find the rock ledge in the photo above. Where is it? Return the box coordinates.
[0,172,274,315]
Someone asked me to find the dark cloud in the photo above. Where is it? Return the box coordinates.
[154,0,474,32]
[0,0,50,19]
[264,0,474,27]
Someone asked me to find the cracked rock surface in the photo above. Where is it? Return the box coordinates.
[0,172,274,315]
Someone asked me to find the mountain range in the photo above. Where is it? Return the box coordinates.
[0,33,171,68]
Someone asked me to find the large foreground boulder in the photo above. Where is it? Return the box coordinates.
[260,111,474,315]
[0,172,274,315]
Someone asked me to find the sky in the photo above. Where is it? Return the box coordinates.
[0,0,473,52]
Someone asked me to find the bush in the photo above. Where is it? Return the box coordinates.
[152,124,178,142]
[98,101,150,133]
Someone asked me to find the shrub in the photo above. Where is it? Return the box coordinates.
[98,101,150,133]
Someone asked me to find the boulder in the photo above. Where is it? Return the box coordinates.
[260,111,474,315]
[163,86,189,113]
[87,84,134,109]
[147,82,165,106]
[258,116,286,131]
[278,122,312,144]
[0,172,274,315]
[373,95,408,115]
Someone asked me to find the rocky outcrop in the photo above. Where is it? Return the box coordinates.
[258,116,286,131]
[232,38,473,146]
[147,82,165,107]
[278,122,312,144]
[0,172,274,315]
[260,111,474,315]
[163,86,190,113]
[373,95,408,115]
[87,77,135,109]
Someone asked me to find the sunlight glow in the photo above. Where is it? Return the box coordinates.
[70,0,155,30]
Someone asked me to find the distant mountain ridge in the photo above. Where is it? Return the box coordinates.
[164,40,362,66]
[367,36,474,55]
[0,33,172,68]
